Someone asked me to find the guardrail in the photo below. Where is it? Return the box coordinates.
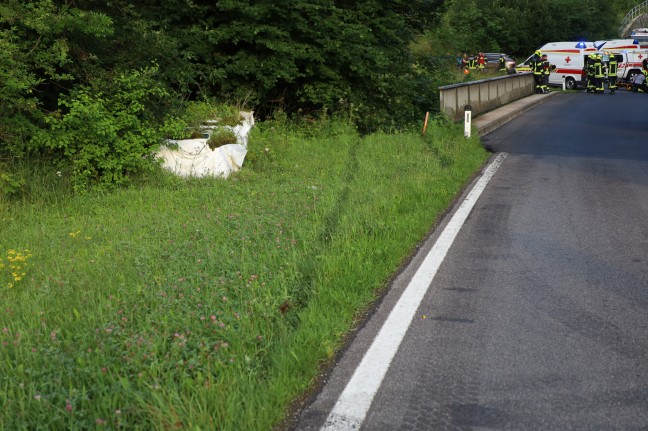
[438,72,535,122]
[619,0,648,37]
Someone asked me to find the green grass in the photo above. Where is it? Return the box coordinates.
[0,118,488,430]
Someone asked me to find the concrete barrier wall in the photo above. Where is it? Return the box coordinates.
[439,72,535,121]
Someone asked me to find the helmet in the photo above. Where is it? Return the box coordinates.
[535,50,542,56]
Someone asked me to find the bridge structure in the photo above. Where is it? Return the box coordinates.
[619,0,648,38]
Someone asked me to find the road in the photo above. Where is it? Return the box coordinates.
[292,91,648,431]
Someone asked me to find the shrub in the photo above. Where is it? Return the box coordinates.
[0,171,25,199]
[30,66,184,192]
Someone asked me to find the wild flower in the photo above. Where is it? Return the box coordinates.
[1,249,32,288]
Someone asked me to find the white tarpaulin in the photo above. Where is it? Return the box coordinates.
[156,111,254,178]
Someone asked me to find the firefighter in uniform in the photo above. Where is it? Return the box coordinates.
[530,50,544,93]
[607,53,618,94]
[498,54,506,72]
[585,55,596,93]
[468,54,476,70]
[541,54,555,93]
[594,53,604,94]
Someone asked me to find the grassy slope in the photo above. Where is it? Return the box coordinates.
[0,119,488,430]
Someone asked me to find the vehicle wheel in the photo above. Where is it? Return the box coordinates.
[628,70,640,81]
[565,76,576,90]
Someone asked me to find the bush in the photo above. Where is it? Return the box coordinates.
[0,171,25,199]
[30,66,184,192]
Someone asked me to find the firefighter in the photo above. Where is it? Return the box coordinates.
[540,54,548,93]
[607,53,618,94]
[468,54,477,70]
[541,54,553,93]
[478,52,486,71]
[530,50,544,93]
[585,55,596,93]
[498,54,506,72]
[468,54,476,70]
[594,53,604,94]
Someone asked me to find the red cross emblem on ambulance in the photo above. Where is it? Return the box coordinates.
[639,54,644,59]
[565,56,571,63]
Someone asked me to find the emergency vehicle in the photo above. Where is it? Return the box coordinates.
[516,39,641,89]
[613,49,648,81]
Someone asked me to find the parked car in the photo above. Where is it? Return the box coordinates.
[484,53,516,72]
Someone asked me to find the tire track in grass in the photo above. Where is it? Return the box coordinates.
[286,139,360,326]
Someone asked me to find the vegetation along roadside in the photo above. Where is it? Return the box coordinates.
[0,115,488,430]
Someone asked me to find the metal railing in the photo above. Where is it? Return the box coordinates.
[619,0,648,37]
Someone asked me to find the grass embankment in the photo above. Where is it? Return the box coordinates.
[0,118,488,430]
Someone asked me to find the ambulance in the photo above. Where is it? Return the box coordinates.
[613,49,648,81]
[516,39,641,89]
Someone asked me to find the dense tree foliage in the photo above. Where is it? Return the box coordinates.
[424,0,629,57]
[0,0,113,152]
[88,0,445,127]
[0,0,636,190]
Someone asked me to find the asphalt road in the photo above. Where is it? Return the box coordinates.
[293,91,648,431]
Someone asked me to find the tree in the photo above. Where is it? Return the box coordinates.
[86,0,438,129]
[423,0,621,58]
[0,0,113,154]
[194,0,434,128]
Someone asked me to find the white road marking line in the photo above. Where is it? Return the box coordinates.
[321,152,508,431]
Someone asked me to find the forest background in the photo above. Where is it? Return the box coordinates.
[0,0,638,191]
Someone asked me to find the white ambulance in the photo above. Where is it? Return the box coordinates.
[613,49,648,81]
[516,39,641,89]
